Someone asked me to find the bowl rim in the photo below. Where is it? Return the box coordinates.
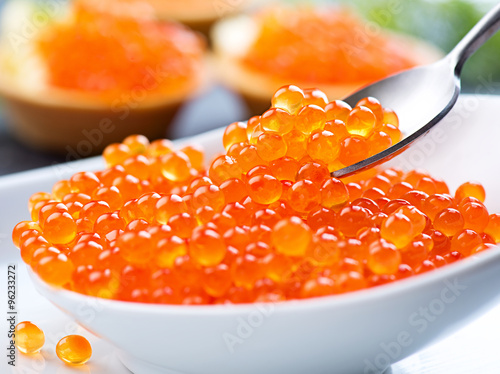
[28,243,500,316]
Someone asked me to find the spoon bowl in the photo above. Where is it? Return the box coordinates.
[333,2,500,178]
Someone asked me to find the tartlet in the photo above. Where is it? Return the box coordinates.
[0,0,207,154]
[212,6,444,115]
[147,0,256,37]
[85,0,255,37]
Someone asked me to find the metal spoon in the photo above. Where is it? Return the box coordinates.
[332,2,500,178]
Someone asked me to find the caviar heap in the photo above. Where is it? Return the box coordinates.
[35,0,204,96]
[13,85,499,304]
[243,7,426,85]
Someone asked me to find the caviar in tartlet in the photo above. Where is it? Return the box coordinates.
[212,5,442,114]
[242,7,423,85]
[12,86,498,305]
[36,1,205,98]
[0,0,207,153]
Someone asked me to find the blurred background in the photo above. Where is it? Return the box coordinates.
[0,0,498,176]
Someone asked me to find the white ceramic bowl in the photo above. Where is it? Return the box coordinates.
[24,95,500,374]
[30,251,500,374]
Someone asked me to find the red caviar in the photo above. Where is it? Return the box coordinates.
[242,7,428,85]
[13,86,498,304]
[36,0,204,97]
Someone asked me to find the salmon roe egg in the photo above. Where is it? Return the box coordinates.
[455,181,486,203]
[339,136,369,166]
[247,174,283,205]
[307,130,339,165]
[288,180,320,213]
[271,85,305,114]
[261,108,294,134]
[321,178,349,208]
[296,104,326,134]
[35,252,74,287]
[485,213,500,243]
[434,208,465,237]
[325,100,352,122]
[15,322,45,354]
[189,228,227,267]
[272,217,311,257]
[56,335,92,365]
[43,212,77,244]
[346,106,376,137]
[368,239,401,275]
[356,97,384,124]
[223,122,247,151]
[256,132,287,161]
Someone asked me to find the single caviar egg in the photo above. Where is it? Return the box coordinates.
[56,335,92,365]
[35,252,74,287]
[346,106,376,138]
[434,208,465,237]
[356,97,384,124]
[325,101,352,122]
[223,122,247,151]
[321,178,349,208]
[339,136,369,166]
[485,213,500,243]
[303,88,329,107]
[256,132,287,162]
[455,181,486,203]
[272,217,311,257]
[15,322,45,354]
[43,211,77,244]
[202,264,232,297]
[209,155,242,185]
[160,152,192,182]
[260,108,294,134]
[271,85,305,114]
[367,239,401,275]
[288,179,321,213]
[450,229,483,256]
[123,134,149,155]
[461,201,489,233]
[189,228,227,267]
[296,104,326,134]
[307,130,339,165]
[247,174,283,205]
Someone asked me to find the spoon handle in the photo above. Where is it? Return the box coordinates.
[449,2,500,75]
